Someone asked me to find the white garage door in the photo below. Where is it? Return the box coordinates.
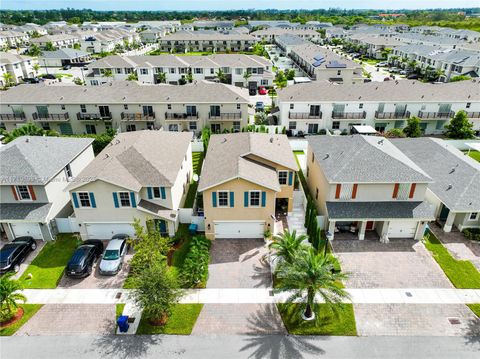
[85,223,135,240]
[214,221,265,239]
[11,223,43,240]
[388,221,418,239]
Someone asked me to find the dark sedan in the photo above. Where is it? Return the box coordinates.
[65,240,104,278]
[0,236,37,274]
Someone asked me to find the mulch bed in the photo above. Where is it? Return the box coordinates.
[167,239,185,266]
[0,307,24,328]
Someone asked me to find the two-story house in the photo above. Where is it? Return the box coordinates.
[0,136,94,241]
[393,138,480,233]
[306,135,435,241]
[67,130,193,240]
[198,133,298,240]
[0,53,38,86]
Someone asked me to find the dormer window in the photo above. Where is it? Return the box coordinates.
[16,185,31,200]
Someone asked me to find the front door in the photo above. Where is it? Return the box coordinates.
[157,219,168,237]
[99,105,110,118]
[307,123,319,134]
[143,105,154,117]
[439,204,450,221]
[366,221,375,231]
[211,124,221,133]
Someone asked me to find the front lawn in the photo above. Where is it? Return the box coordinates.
[19,234,80,288]
[0,304,43,336]
[136,304,203,335]
[277,303,357,336]
[424,230,480,289]
[468,304,480,318]
[468,151,480,162]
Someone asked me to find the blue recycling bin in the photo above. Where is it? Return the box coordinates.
[117,315,129,333]
[188,223,198,235]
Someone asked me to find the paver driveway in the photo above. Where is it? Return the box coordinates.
[15,304,115,336]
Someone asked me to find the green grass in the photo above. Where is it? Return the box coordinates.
[136,304,203,335]
[171,224,192,268]
[116,303,126,319]
[0,304,43,336]
[277,303,357,336]
[19,234,80,288]
[184,152,204,208]
[424,230,480,289]
[468,304,480,318]
[468,151,480,162]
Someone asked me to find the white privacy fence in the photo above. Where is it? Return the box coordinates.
[55,217,78,233]
[178,208,205,232]
[444,139,480,151]
[191,138,204,152]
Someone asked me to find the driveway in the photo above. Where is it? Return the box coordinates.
[15,304,115,336]
[206,239,271,288]
[12,240,46,280]
[57,253,132,289]
[331,238,452,288]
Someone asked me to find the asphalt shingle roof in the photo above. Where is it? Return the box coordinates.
[326,201,435,220]
[0,136,94,185]
[307,135,432,184]
[0,202,53,222]
[392,138,480,212]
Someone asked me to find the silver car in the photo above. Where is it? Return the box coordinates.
[98,235,129,275]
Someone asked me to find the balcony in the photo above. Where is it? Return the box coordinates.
[289,111,322,120]
[208,112,242,120]
[33,113,69,122]
[165,112,198,121]
[121,112,156,121]
[466,111,480,119]
[332,111,366,120]
[375,111,411,120]
[0,113,26,122]
[418,111,455,119]
[77,113,112,121]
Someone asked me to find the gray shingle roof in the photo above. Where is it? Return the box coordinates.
[1,81,250,105]
[68,131,192,192]
[0,202,53,222]
[277,79,480,103]
[0,136,94,185]
[40,48,90,59]
[307,135,432,184]
[326,201,435,220]
[198,133,298,192]
[392,138,480,212]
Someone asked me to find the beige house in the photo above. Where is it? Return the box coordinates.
[198,133,298,240]
[306,135,435,241]
[67,131,193,240]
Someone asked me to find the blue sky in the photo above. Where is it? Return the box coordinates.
[3,1,480,11]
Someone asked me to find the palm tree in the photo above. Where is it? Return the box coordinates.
[216,69,227,84]
[156,71,166,84]
[103,69,113,78]
[126,72,138,81]
[243,71,252,87]
[32,63,40,76]
[0,273,27,321]
[269,230,307,265]
[2,72,14,88]
[2,123,59,143]
[275,248,350,320]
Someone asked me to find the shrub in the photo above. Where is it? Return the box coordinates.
[463,228,480,241]
[181,236,211,288]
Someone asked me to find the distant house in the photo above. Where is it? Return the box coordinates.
[39,48,92,67]
[0,53,38,86]
[0,137,94,241]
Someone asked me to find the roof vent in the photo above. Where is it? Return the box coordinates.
[378,139,384,145]
[25,137,29,143]
[115,139,120,145]
[447,184,453,190]
[221,138,227,143]
[449,168,455,174]
[270,137,274,143]
[105,153,109,159]
[324,153,329,159]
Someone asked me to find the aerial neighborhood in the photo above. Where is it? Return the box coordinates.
[0,8,480,356]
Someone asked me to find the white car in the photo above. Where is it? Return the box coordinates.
[98,235,129,275]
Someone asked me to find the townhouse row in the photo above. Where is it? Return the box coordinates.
[0,81,250,135]
[276,80,480,135]
[86,54,274,87]
[0,53,38,86]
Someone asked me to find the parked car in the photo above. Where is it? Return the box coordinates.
[62,64,71,70]
[407,74,419,80]
[399,70,407,76]
[258,86,268,95]
[98,235,129,276]
[363,78,372,83]
[66,240,104,278]
[384,77,392,81]
[22,77,40,84]
[0,237,37,274]
[255,101,265,112]
[376,61,388,67]
[389,67,400,73]
[41,74,56,80]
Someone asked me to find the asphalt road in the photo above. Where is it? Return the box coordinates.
[1,335,479,359]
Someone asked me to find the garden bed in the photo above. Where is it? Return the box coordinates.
[136,304,203,335]
[0,304,43,336]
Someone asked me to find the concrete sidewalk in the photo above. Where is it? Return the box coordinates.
[23,288,480,305]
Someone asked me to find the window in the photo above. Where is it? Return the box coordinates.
[290,104,294,110]
[61,105,65,110]
[152,187,161,198]
[261,79,268,85]
[169,68,175,74]
[332,121,340,130]
[65,164,72,180]
[306,166,309,177]
[116,68,122,74]
[236,103,241,110]
[91,80,99,86]
[124,104,128,110]
[126,124,136,132]
[315,188,319,200]
[85,124,96,134]
[80,104,86,113]
[233,121,240,132]
[249,191,260,207]
[118,192,131,207]
[187,121,197,130]
[140,68,148,75]
[278,171,288,185]
[289,121,297,130]
[16,185,31,200]
[41,122,50,131]
[167,104,172,110]
[359,103,364,109]
[235,68,242,75]
[78,192,91,207]
[466,102,471,109]
[218,191,229,207]
[470,212,479,221]
[337,70,341,75]
[169,124,179,132]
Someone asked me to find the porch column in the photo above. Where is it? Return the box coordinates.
[328,220,336,241]
[414,221,427,240]
[443,211,456,233]
[380,221,389,243]
[358,221,367,240]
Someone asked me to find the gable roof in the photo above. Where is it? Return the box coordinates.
[307,135,432,184]
[68,131,192,192]
[392,137,480,212]
[198,133,298,192]
[0,136,94,185]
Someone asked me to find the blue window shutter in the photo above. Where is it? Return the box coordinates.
[130,192,136,208]
[212,192,217,207]
[72,193,79,208]
[261,191,266,207]
[147,187,153,199]
[244,192,249,207]
[230,191,234,207]
[89,192,96,208]
[113,192,119,208]
[160,187,166,199]
[288,172,293,186]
